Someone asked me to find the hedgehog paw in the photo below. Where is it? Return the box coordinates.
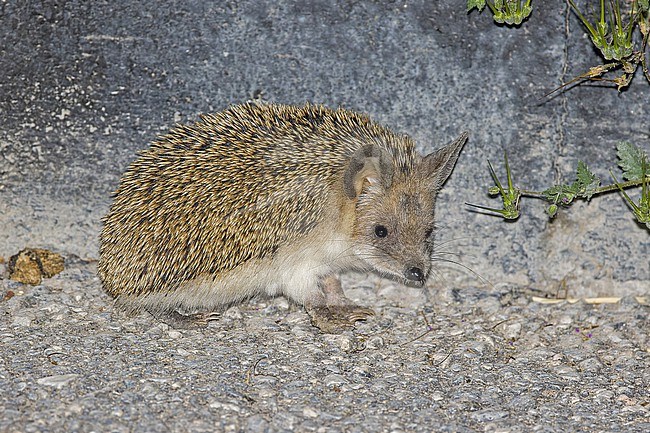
[307,305,375,334]
[152,309,219,329]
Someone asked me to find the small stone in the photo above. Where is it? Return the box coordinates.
[223,306,243,320]
[365,335,384,350]
[471,410,509,422]
[617,394,636,406]
[352,364,372,377]
[337,335,356,352]
[208,400,242,412]
[8,253,42,285]
[37,374,79,389]
[323,373,348,386]
[594,389,615,402]
[302,406,319,418]
[431,391,444,401]
[283,311,308,325]
[8,248,64,285]
[167,330,183,339]
[272,297,290,309]
[256,386,277,398]
[65,402,84,416]
[578,357,603,373]
[12,314,34,327]
[245,414,268,432]
[377,284,427,307]
[323,334,359,352]
[504,323,522,339]
[555,365,580,380]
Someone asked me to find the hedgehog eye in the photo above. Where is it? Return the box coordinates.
[374,225,388,238]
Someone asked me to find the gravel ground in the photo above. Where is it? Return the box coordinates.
[1,258,648,432]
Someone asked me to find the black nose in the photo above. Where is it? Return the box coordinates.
[405,266,425,283]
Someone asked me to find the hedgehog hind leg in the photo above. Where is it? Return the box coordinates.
[306,275,375,334]
[144,307,220,329]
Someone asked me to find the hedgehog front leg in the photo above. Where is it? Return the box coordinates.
[306,274,375,333]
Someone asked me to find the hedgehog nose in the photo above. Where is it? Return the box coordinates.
[405,266,425,283]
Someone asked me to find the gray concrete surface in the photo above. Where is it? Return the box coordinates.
[1,1,648,432]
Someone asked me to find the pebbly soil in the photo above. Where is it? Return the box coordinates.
[1,258,647,432]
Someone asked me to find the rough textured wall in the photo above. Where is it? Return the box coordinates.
[1,1,648,296]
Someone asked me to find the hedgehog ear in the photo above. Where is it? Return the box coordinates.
[344,145,394,199]
[422,132,468,191]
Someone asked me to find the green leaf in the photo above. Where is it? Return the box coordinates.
[467,0,486,12]
[617,141,648,181]
[610,168,650,228]
[542,185,560,201]
[639,0,649,12]
[575,160,600,200]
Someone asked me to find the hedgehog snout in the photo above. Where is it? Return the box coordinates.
[402,259,431,286]
[404,265,425,284]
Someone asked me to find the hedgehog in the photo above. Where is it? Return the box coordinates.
[98,103,467,332]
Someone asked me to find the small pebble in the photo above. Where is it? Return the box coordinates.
[223,306,243,320]
[37,374,79,389]
[167,330,183,339]
[323,374,348,386]
[302,406,319,418]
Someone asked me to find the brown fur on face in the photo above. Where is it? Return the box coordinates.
[346,132,468,285]
[351,161,438,285]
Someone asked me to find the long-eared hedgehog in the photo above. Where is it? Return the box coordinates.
[99,103,467,332]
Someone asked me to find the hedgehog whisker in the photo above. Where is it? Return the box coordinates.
[430,249,480,262]
[430,250,462,257]
[426,266,449,286]
[430,257,492,288]
[431,236,473,249]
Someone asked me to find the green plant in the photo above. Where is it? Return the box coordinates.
[468,0,650,91]
[467,0,533,26]
[466,2,650,231]
[467,142,650,229]
[555,0,650,92]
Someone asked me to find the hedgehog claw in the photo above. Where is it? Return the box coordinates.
[193,311,222,326]
[345,306,375,322]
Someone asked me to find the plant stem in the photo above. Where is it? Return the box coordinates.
[518,176,650,198]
